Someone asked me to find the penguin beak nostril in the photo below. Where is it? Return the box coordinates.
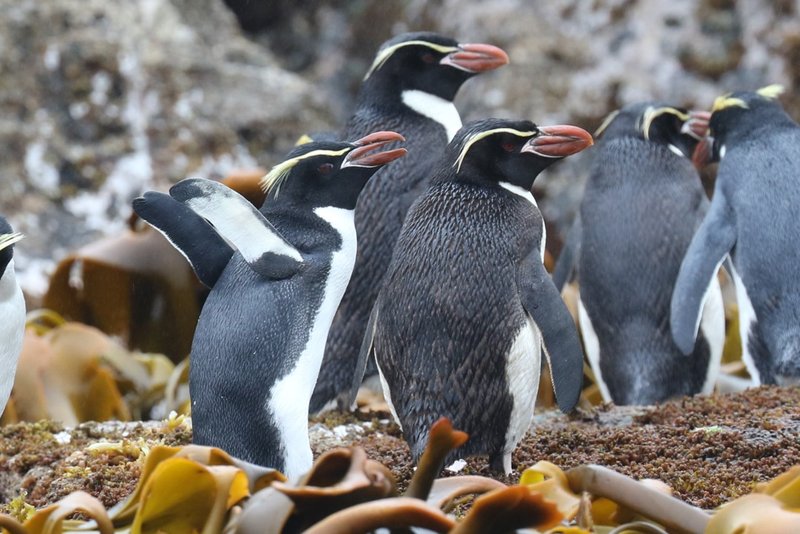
[344,131,407,168]
[682,110,711,140]
[441,43,509,73]
[524,125,594,158]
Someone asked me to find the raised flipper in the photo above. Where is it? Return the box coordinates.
[345,303,380,411]
[133,191,234,288]
[518,248,584,413]
[552,214,582,292]
[671,192,737,355]
[169,178,304,279]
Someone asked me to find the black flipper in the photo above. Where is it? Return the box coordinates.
[170,178,304,279]
[671,192,736,355]
[133,191,234,288]
[518,248,584,413]
[552,214,582,291]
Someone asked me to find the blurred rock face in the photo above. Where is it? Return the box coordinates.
[0,0,332,293]
[4,0,799,294]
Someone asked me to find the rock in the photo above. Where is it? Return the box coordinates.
[0,0,333,295]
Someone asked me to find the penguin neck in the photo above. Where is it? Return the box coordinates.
[401,89,462,142]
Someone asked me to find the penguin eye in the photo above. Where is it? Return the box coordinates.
[318,163,334,175]
[421,52,437,64]
[501,142,516,153]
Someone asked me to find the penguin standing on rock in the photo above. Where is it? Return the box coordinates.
[138,132,406,480]
[312,32,510,413]
[0,216,25,415]
[354,119,591,474]
[553,103,725,405]
[672,85,800,385]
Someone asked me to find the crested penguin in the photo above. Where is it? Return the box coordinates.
[0,216,25,415]
[672,85,800,385]
[312,32,509,413]
[554,103,724,405]
[160,132,406,480]
[354,119,591,474]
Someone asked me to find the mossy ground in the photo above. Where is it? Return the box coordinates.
[0,386,797,514]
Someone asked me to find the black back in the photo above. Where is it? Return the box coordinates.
[579,103,713,403]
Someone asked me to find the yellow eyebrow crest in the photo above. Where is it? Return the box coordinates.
[364,40,459,80]
[756,84,785,99]
[711,94,748,113]
[0,232,23,252]
[641,106,690,140]
[260,148,350,196]
[454,128,536,173]
[594,110,620,138]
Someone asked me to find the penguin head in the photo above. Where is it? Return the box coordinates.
[0,216,23,276]
[261,132,407,210]
[447,118,593,191]
[362,32,509,102]
[694,84,791,166]
[595,102,709,159]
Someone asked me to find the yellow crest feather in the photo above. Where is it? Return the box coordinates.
[364,40,459,80]
[454,128,536,173]
[260,148,350,196]
[712,93,748,113]
[756,84,785,99]
[593,110,620,138]
[641,106,690,141]
[0,232,23,252]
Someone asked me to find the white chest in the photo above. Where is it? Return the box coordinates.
[0,260,26,410]
[267,207,356,481]
[401,89,462,142]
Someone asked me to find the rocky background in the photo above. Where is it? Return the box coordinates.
[2,0,799,296]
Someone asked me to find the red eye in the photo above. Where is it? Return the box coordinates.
[501,142,516,153]
[421,53,436,64]
[318,163,334,174]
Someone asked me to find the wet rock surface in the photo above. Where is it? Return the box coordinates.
[1,386,797,511]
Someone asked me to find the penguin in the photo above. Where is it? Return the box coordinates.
[352,118,591,474]
[0,216,25,415]
[150,132,406,480]
[553,103,725,405]
[312,32,510,413]
[672,85,800,385]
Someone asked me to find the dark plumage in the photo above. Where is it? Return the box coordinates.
[672,86,800,385]
[355,118,591,473]
[555,103,724,405]
[140,133,405,480]
[312,32,509,412]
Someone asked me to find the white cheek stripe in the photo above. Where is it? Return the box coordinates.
[668,144,685,157]
[267,207,357,481]
[401,89,462,142]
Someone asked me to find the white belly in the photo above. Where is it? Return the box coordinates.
[267,207,356,481]
[503,317,542,459]
[577,296,610,402]
[0,260,26,412]
[699,277,725,394]
[730,265,761,384]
